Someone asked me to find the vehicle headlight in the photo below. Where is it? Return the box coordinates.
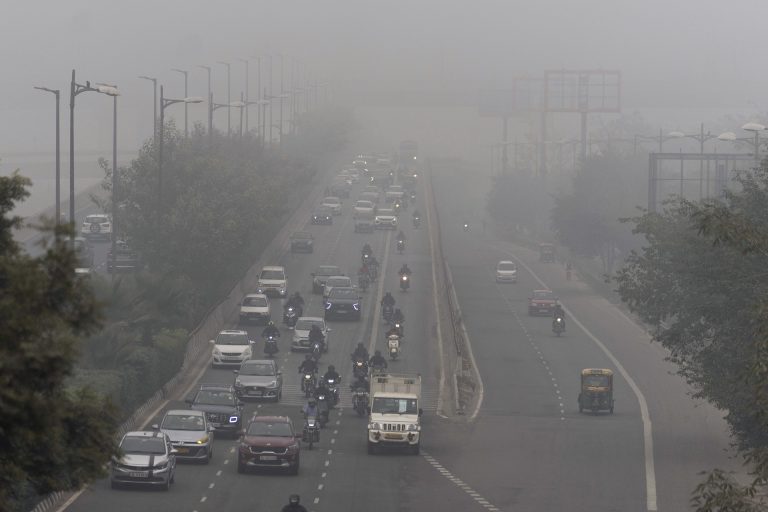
[406,424,420,431]
[369,422,380,430]
[234,379,242,388]
[213,347,221,356]
[229,415,239,424]
[325,302,332,310]
[353,303,359,311]
[154,460,169,470]
[196,435,210,445]
[243,347,252,356]
[257,288,264,293]
[267,380,278,388]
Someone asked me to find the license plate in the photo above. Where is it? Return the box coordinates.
[260,455,278,461]
[539,309,549,313]
[384,433,403,440]
[248,390,262,396]
[176,447,189,454]
[129,471,148,478]
[336,310,347,314]
[211,423,221,428]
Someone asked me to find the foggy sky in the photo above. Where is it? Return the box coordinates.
[2,0,767,153]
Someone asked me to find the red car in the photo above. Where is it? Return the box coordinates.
[237,416,300,475]
[528,289,558,316]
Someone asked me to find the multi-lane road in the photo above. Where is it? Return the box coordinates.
[60,154,739,512]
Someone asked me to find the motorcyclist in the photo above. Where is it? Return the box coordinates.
[351,342,369,362]
[362,243,373,257]
[308,324,326,352]
[386,325,401,339]
[282,494,309,512]
[298,354,318,375]
[393,308,405,325]
[359,262,370,279]
[285,292,305,316]
[412,209,421,220]
[398,264,412,276]
[381,292,395,308]
[350,374,370,393]
[302,399,319,418]
[369,350,388,371]
[368,255,380,277]
[262,321,280,339]
[323,365,341,384]
[397,230,406,242]
[553,304,566,331]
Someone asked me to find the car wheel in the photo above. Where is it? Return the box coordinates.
[237,458,246,474]
[110,480,119,490]
[162,478,171,491]
[411,443,420,455]
[289,458,299,476]
[367,441,377,455]
[170,469,175,484]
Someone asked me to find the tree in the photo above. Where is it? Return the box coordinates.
[615,165,768,510]
[0,172,119,511]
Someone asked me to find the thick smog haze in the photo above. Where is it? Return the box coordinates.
[1,0,766,153]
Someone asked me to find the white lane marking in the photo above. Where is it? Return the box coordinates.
[318,484,324,490]
[500,246,658,511]
[208,483,215,489]
[229,447,235,453]
[223,459,229,465]
[331,438,335,444]
[322,472,327,478]
[200,496,207,503]
[314,498,320,504]
[425,167,448,418]
[324,460,330,467]
[327,449,333,455]
[422,451,501,512]
[216,470,222,476]
[368,230,393,354]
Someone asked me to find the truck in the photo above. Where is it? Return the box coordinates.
[367,373,422,455]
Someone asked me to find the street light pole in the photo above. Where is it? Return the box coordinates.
[138,75,158,141]
[172,68,189,137]
[69,70,118,239]
[197,65,212,137]
[33,86,61,225]
[97,82,120,277]
[218,61,231,136]
[239,58,250,134]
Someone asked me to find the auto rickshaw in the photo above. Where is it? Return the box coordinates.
[578,368,614,414]
[539,243,556,263]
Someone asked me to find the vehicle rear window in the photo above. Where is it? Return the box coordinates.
[86,216,108,224]
[243,296,268,307]
[329,288,357,299]
[121,437,166,454]
[247,421,293,437]
[498,263,516,271]
[295,319,324,331]
[316,267,340,276]
[533,291,554,300]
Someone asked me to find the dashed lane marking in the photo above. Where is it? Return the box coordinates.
[422,452,500,512]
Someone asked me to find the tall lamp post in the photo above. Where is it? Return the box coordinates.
[33,86,61,225]
[138,75,158,141]
[217,60,231,136]
[96,82,120,276]
[69,70,118,238]
[718,122,767,169]
[666,124,717,199]
[171,68,189,137]
[238,58,251,133]
[158,86,203,209]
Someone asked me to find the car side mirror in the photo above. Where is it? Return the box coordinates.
[277,371,282,375]
[151,423,159,430]
[238,401,245,407]
[208,425,215,432]
[185,396,194,404]
[233,370,239,375]
[209,339,215,344]
[170,449,179,455]
[418,408,423,416]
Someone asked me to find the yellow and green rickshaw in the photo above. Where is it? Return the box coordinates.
[578,368,614,414]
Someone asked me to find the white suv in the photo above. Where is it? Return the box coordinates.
[257,266,287,297]
[81,214,112,241]
[496,260,518,283]
[210,330,254,368]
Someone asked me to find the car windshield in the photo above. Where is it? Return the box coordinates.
[195,390,235,405]
[295,319,323,331]
[316,267,340,276]
[316,207,332,214]
[498,263,517,271]
[356,201,373,208]
[327,277,350,287]
[260,270,284,280]
[216,332,249,345]
[533,291,554,300]
[371,397,418,414]
[162,414,205,431]
[86,216,108,224]
[323,197,340,204]
[240,363,275,376]
[246,421,293,437]
[292,232,311,239]
[243,296,268,307]
[329,288,358,299]
[121,436,166,455]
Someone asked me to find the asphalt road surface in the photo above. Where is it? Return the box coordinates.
[427,158,738,512]
[64,166,469,512]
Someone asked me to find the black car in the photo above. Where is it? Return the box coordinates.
[311,206,333,225]
[186,384,243,438]
[324,287,361,321]
[312,265,343,294]
[290,231,314,253]
[107,241,142,273]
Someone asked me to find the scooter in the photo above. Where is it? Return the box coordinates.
[283,306,299,328]
[413,216,420,228]
[400,274,410,291]
[382,304,394,323]
[316,394,330,428]
[463,223,470,231]
[303,416,320,449]
[325,377,340,407]
[396,239,405,254]
[352,389,369,417]
[311,341,324,362]
[352,358,369,379]
[302,372,316,398]
[553,317,565,337]
[388,334,400,360]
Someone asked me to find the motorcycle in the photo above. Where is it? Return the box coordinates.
[396,239,405,254]
[400,274,410,291]
[388,334,400,360]
[370,362,387,375]
[553,316,565,337]
[368,263,379,282]
[302,372,316,398]
[352,358,369,379]
[302,416,320,449]
[382,304,394,323]
[352,389,369,417]
[361,252,371,267]
[311,341,323,361]
[394,202,402,215]
[413,216,420,228]
[316,394,330,427]
[410,191,416,202]
[358,273,369,292]
[325,377,340,407]
[283,306,299,328]
[264,336,279,358]
[393,321,404,337]
[463,223,470,231]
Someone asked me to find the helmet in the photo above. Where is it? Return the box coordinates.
[308,399,316,406]
[305,354,312,360]
[289,494,300,505]
[268,320,275,327]
[328,365,335,372]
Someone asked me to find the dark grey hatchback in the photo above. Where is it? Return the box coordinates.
[324,287,361,321]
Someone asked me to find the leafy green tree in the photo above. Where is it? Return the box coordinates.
[616,165,768,510]
[0,172,119,511]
